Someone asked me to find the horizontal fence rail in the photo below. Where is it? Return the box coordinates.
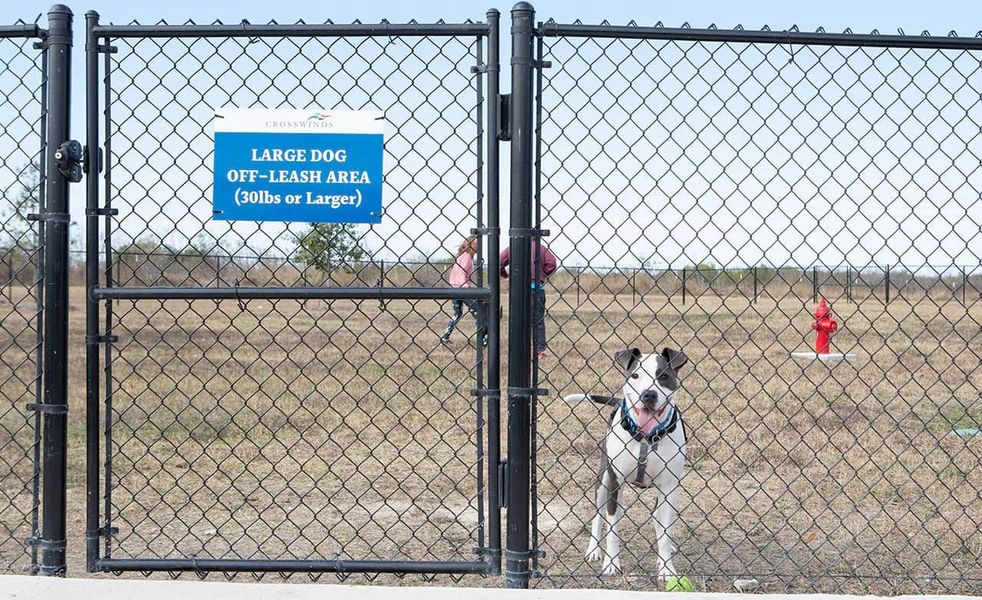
[92,22,490,39]
[538,21,982,49]
[91,286,493,301]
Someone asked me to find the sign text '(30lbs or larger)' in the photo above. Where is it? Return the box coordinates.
[212,108,384,223]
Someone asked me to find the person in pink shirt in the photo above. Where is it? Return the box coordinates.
[441,235,484,345]
[500,240,558,357]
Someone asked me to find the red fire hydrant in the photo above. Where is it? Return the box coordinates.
[811,298,838,354]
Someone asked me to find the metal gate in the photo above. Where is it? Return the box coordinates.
[526,13,982,594]
[0,19,46,576]
[84,11,503,577]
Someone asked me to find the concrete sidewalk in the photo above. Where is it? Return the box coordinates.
[2,576,980,600]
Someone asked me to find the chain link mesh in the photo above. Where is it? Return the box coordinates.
[93,20,494,575]
[531,23,982,594]
[0,23,44,575]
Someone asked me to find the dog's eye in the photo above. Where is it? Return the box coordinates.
[657,373,669,381]
[630,373,640,379]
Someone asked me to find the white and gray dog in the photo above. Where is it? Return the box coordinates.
[564,347,688,577]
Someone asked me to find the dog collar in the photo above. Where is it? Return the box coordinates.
[620,398,680,444]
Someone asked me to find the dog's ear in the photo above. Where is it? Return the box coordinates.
[614,348,642,375]
[661,347,688,371]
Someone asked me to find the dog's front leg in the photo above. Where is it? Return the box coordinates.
[585,465,613,563]
[601,474,623,576]
[654,481,680,581]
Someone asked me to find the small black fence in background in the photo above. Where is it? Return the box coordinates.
[56,249,982,308]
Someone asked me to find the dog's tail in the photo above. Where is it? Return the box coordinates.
[563,393,620,406]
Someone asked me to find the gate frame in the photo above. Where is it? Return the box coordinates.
[83,10,504,577]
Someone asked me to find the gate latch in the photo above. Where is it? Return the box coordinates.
[55,140,83,183]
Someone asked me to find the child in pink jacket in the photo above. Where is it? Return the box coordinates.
[441,235,484,345]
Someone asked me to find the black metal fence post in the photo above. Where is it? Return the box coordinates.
[575,268,580,306]
[961,266,966,305]
[812,265,818,302]
[885,265,891,304]
[6,252,12,302]
[505,0,535,589]
[754,265,760,303]
[485,6,502,576]
[681,266,687,305]
[39,3,73,577]
[84,8,100,573]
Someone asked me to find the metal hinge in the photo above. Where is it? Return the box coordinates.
[85,207,118,217]
[506,386,549,398]
[497,461,508,508]
[470,227,500,237]
[85,334,118,345]
[25,403,68,415]
[26,537,67,551]
[508,227,550,239]
[84,145,104,175]
[498,94,511,141]
[84,526,119,544]
[27,212,71,223]
[96,43,118,54]
[98,526,118,537]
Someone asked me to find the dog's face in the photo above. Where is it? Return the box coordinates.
[614,347,688,419]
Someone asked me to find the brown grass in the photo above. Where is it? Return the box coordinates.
[1,285,980,594]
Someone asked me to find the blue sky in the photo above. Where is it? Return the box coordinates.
[10,1,982,35]
[4,1,981,271]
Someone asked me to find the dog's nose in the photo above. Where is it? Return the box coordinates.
[640,390,659,403]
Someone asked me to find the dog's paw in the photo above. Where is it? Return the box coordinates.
[657,565,677,583]
[601,559,621,576]
[584,546,602,563]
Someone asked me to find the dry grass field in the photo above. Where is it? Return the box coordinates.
[1,284,980,594]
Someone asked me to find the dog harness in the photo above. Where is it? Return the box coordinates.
[619,398,684,486]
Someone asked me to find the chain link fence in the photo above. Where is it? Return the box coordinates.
[0,20,46,575]
[4,6,982,592]
[530,21,982,594]
[85,15,501,577]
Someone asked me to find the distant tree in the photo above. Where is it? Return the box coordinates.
[176,232,231,264]
[685,262,719,284]
[2,162,41,250]
[115,238,175,284]
[293,223,366,273]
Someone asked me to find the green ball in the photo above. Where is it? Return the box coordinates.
[666,575,694,592]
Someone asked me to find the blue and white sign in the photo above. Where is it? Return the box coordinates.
[212,108,384,223]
